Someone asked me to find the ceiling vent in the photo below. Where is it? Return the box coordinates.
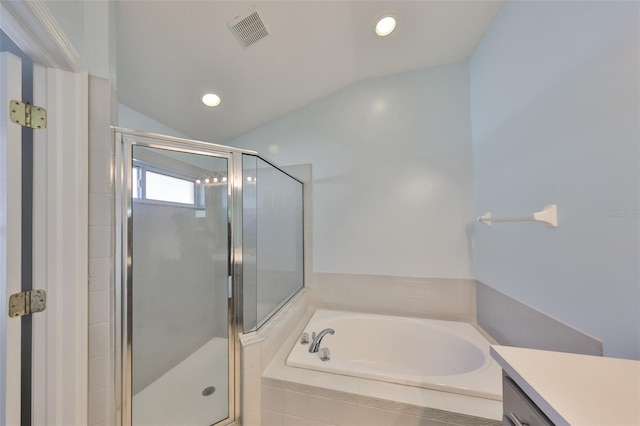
[228,7,270,49]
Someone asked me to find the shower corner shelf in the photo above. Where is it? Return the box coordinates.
[477,204,558,227]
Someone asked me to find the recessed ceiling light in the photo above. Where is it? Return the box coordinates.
[202,93,221,107]
[375,15,396,37]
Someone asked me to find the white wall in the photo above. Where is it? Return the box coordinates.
[118,104,191,138]
[471,1,639,359]
[231,62,475,279]
[44,0,116,82]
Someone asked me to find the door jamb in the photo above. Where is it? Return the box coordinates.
[0,1,89,425]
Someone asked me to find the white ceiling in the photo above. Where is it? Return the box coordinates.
[116,1,504,144]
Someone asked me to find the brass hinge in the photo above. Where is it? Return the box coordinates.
[9,100,47,129]
[8,289,46,318]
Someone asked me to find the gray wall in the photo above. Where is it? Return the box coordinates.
[119,104,191,139]
[470,1,639,359]
[231,62,475,279]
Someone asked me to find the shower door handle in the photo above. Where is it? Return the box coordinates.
[227,276,233,299]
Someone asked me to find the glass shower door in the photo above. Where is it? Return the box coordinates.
[129,144,231,426]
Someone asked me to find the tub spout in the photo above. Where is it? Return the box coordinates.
[309,328,334,353]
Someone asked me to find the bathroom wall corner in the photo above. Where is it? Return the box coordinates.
[476,281,603,356]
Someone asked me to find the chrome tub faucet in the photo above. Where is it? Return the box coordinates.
[309,328,335,353]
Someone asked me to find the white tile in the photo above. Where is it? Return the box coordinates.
[408,296,426,314]
[89,323,109,358]
[387,411,422,426]
[357,404,388,426]
[435,295,458,315]
[244,384,261,414]
[331,400,358,426]
[356,288,382,310]
[439,281,463,300]
[262,386,284,413]
[262,409,284,426]
[88,389,108,425]
[244,365,261,389]
[89,290,109,325]
[89,77,111,136]
[307,394,332,424]
[324,290,350,307]
[244,410,261,426]
[307,420,333,426]
[284,415,307,426]
[423,296,444,315]
[89,193,112,226]
[89,149,113,195]
[244,342,262,370]
[89,226,111,259]
[89,257,110,291]
[88,121,109,151]
[89,355,108,392]
[283,390,307,418]
[306,371,360,395]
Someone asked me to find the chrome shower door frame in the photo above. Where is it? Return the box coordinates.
[114,129,252,426]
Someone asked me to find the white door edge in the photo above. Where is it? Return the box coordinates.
[1,1,89,424]
[0,51,23,426]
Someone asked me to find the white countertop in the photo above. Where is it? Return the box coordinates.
[491,345,640,426]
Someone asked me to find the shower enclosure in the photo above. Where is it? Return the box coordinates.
[115,130,304,426]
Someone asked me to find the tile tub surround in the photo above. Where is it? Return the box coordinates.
[260,309,502,425]
[260,381,501,426]
[476,281,603,356]
[309,273,476,322]
[241,289,311,426]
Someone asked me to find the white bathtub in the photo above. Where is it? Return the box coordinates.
[286,310,502,400]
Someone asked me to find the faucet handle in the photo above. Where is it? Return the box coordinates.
[300,332,310,345]
[311,331,316,341]
[319,347,331,362]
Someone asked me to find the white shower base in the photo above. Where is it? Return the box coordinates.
[133,337,229,426]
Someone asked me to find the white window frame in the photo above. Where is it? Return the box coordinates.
[132,160,204,208]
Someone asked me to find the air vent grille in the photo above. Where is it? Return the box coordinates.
[228,8,269,48]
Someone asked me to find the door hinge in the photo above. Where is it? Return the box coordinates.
[227,276,233,299]
[8,289,46,318]
[9,100,47,129]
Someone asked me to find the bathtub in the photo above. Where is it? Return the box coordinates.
[286,310,502,400]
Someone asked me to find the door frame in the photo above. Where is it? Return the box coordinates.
[114,129,251,426]
[1,1,88,424]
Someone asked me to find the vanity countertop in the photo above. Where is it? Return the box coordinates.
[491,345,640,426]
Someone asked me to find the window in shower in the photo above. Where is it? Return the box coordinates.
[242,154,304,333]
[132,161,201,206]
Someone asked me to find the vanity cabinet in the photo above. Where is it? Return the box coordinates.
[502,372,553,426]
[491,345,640,426]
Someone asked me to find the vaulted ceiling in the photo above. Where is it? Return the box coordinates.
[116,1,504,144]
